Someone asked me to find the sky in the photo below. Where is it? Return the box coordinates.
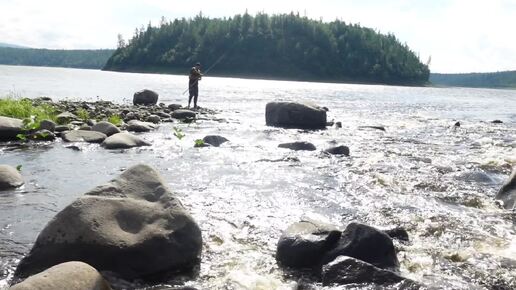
[0,0,515,73]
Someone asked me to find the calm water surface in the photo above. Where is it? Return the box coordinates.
[1,65,515,289]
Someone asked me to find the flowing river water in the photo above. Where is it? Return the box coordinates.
[0,65,515,289]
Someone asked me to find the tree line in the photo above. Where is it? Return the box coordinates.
[104,12,430,85]
[0,47,114,69]
[430,71,516,89]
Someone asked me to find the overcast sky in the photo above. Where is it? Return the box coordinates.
[0,0,515,73]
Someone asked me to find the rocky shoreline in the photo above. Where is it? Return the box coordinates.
[1,92,515,289]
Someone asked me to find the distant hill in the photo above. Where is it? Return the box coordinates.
[104,12,430,85]
[0,42,27,48]
[0,47,114,69]
[430,71,516,89]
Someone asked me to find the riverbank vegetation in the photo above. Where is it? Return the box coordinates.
[0,47,114,69]
[0,98,56,123]
[430,71,516,89]
[104,12,429,85]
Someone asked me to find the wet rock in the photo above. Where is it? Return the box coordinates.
[39,119,56,132]
[335,122,342,129]
[324,145,350,156]
[278,141,316,151]
[101,132,150,149]
[147,115,161,124]
[86,119,97,126]
[168,104,182,111]
[126,120,157,132]
[358,126,386,132]
[0,116,23,141]
[10,261,111,290]
[276,220,341,268]
[265,102,327,129]
[459,171,496,184]
[322,256,417,287]
[157,112,171,119]
[492,120,503,124]
[384,227,410,242]
[80,125,92,131]
[496,169,516,210]
[133,89,158,106]
[172,110,196,120]
[454,121,461,127]
[0,164,24,190]
[64,145,81,151]
[202,135,229,147]
[29,129,56,141]
[62,130,107,143]
[54,125,70,132]
[70,121,85,127]
[14,164,202,280]
[326,121,334,127]
[322,223,399,270]
[92,121,120,137]
[56,112,77,124]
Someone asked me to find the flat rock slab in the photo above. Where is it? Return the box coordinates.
[324,145,350,156]
[172,110,196,120]
[0,164,24,190]
[14,164,202,280]
[278,141,316,151]
[62,130,107,143]
[0,116,23,141]
[265,102,327,129]
[101,132,150,149]
[92,121,120,136]
[126,120,157,132]
[10,261,111,290]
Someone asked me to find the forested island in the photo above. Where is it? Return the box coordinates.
[430,71,516,89]
[104,13,430,85]
[0,47,114,69]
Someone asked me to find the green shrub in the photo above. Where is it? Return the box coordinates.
[0,97,56,122]
[107,114,122,126]
[76,108,90,121]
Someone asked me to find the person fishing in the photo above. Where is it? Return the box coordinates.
[188,62,203,109]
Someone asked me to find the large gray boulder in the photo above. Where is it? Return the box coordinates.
[278,141,316,151]
[126,120,157,133]
[10,261,111,290]
[276,220,341,268]
[321,223,399,270]
[322,256,419,287]
[14,164,202,280]
[0,164,24,190]
[0,116,23,141]
[101,132,150,149]
[496,169,516,209]
[202,135,229,147]
[62,130,107,143]
[172,110,196,120]
[38,119,56,132]
[265,102,327,129]
[324,145,350,156]
[133,89,158,106]
[92,121,120,136]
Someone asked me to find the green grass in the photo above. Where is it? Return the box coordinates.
[0,97,57,122]
[76,108,90,121]
[107,114,122,126]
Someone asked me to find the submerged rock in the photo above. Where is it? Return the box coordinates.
[10,261,111,290]
[202,135,229,147]
[496,169,516,210]
[172,110,196,120]
[133,89,158,106]
[62,130,107,143]
[278,141,316,151]
[14,164,202,280]
[322,223,399,270]
[0,116,23,141]
[322,256,418,287]
[91,121,120,136]
[324,145,350,156]
[0,164,24,190]
[101,132,150,149]
[29,129,56,141]
[265,102,327,129]
[126,120,157,133]
[276,220,341,268]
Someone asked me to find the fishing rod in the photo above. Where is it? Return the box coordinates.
[182,53,227,95]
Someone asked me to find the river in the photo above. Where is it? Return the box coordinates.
[0,65,515,289]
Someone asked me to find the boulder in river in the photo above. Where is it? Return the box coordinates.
[91,121,120,136]
[496,169,516,210]
[133,89,158,106]
[29,129,56,141]
[202,135,229,147]
[101,132,150,149]
[126,120,157,133]
[0,164,24,190]
[172,109,196,120]
[38,119,56,132]
[322,256,418,287]
[56,112,77,124]
[276,220,341,268]
[146,115,161,124]
[14,164,202,280]
[324,145,350,156]
[62,130,107,143]
[0,116,23,141]
[278,141,316,151]
[10,261,111,290]
[321,223,399,270]
[265,102,327,129]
